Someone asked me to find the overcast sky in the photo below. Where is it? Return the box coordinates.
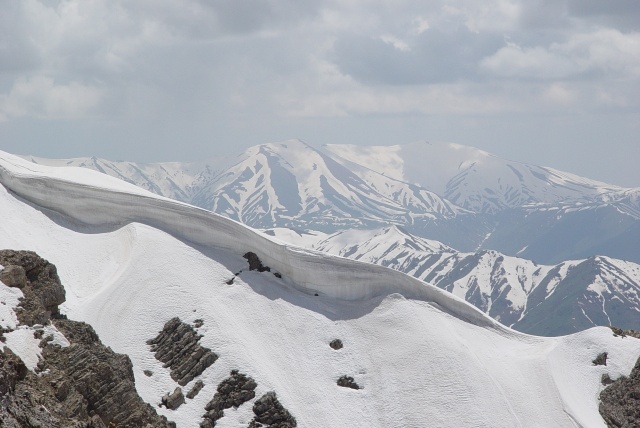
[1,0,639,186]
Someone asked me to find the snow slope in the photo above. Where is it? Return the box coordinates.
[1,149,639,427]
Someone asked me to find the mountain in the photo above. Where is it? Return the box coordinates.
[324,141,625,213]
[265,226,640,336]
[1,149,639,427]
[21,140,640,264]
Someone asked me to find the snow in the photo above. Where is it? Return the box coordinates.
[0,149,639,427]
[4,327,42,370]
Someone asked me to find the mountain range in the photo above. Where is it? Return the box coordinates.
[21,139,640,336]
[2,149,640,427]
[264,226,640,336]
[24,139,640,264]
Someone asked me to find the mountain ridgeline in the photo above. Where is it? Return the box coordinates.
[22,140,640,335]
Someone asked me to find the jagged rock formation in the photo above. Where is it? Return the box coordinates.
[187,380,204,399]
[329,339,343,350]
[599,355,640,428]
[161,387,185,410]
[0,249,174,427]
[337,375,360,390]
[201,370,257,427]
[147,317,218,386]
[0,250,65,326]
[248,391,297,428]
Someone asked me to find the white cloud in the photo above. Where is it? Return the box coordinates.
[0,75,104,121]
[481,29,640,79]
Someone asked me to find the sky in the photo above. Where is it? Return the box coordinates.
[0,0,639,187]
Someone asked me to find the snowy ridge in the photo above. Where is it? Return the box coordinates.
[274,226,640,335]
[22,154,226,204]
[1,149,640,427]
[0,150,495,328]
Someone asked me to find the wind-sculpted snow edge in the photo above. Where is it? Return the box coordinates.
[0,156,506,334]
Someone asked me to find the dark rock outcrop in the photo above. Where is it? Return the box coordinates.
[248,391,297,428]
[611,326,640,340]
[0,250,66,326]
[329,339,343,350]
[243,252,271,272]
[0,265,27,288]
[162,387,185,410]
[0,249,174,427]
[187,380,205,399]
[201,370,257,426]
[599,356,640,428]
[337,375,360,390]
[593,352,608,366]
[147,317,218,386]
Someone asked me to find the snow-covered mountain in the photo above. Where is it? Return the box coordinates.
[264,226,640,336]
[21,139,639,264]
[324,141,625,213]
[2,150,640,427]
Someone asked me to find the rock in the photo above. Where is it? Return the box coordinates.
[248,391,297,427]
[187,380,205,399]
[600,355,640,427]
[202,370,257,425]
[0,249,175,427]
[243,252,271,272]
[593,352,608,366]
[0,265,27,288]
[337,375,360,390]
[329,339,343,350]
[148,317,218,386]
[610,326,640,339]
[601,374,615,386]
[193,319,204,328]
[162,387,185,410]
[144,369,153,377]
[0,250,66,326]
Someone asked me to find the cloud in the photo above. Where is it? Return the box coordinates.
[481,29,640,80]
[332,28,502,85]
[0,75,104,121]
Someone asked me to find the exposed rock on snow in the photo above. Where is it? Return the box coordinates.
[0,251,174,427]
[201,369,257,426]
[329,339,343,350]
[186,379,204,399]
[599,355,640,428]
[248,391,297,428]
[162,387,185,410]
[593,352,608,366]
[147,317,218,386]
[337,375,361,390]
[0,265,27,288]
[244,251,271,272]
[0,250,65,326]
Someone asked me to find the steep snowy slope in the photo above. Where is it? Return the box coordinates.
[324,141,624,213]
[1,149,639,427]
[268,226,640,335]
